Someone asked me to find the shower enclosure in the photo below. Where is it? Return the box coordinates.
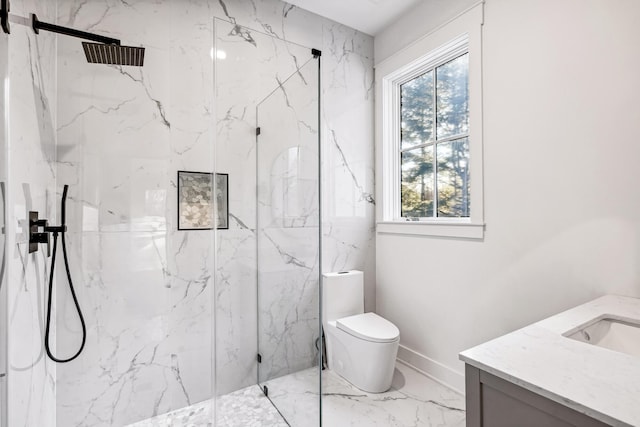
[0,0,331,425]
[214,19,322,426]
[2,0,217,425]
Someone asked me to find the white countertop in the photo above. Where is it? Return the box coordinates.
[459,295,640,427]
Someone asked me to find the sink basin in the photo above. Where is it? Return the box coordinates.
[566,318,640,358]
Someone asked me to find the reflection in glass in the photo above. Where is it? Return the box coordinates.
[436,53,469,139]
[436,138,470,217]
[401,146,434,218]
[255,53,320,426]
[401,71,433,149]
[0,182,5,427]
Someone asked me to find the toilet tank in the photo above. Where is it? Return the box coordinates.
[322,271,364,323]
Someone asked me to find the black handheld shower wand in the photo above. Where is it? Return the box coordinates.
[43,185,87,363]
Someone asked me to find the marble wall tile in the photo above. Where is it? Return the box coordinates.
[212,0,324,49]
[320,23,376,311]
[6,0,58,426]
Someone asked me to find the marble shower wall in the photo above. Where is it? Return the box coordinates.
[5,0,58,426]
[213,0,375,395]
[55,1,215,426]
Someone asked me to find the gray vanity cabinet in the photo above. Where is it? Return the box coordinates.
[465,365,610,427]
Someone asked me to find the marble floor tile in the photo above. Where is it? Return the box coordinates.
[265,362,466,427]
[129,362,465,427]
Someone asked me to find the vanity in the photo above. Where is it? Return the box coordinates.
[460,295,640,427]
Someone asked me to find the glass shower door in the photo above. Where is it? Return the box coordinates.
[256,54,321,426]
[0,22,7,427]
[0,179,6,427]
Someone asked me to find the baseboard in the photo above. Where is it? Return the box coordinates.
[396,344,465,394]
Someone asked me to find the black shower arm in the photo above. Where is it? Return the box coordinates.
[1,0,9,34]
[31,14,121,45]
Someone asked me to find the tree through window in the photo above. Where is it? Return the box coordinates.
[400,53,469,218]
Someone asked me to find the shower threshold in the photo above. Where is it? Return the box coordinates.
[126,384,287,427]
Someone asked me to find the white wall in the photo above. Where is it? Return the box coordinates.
[375,0,640,392]
[375,0,478,64]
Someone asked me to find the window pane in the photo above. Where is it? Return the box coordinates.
[401,71,434,149]
[401,146,434,218]
[436,53,469,139]
[437,138,470,217]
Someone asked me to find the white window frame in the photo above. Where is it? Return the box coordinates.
[375,2,484,239]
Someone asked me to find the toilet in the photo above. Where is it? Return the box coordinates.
[322,270,400,393]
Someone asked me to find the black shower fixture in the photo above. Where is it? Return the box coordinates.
[31,13,119,45]
[82,41,145,66]
[0,1,144,66]
[31,13,145,67]
[29,185,87,363]
[1,0,9,34]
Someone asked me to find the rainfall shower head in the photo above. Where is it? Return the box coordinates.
[31,14,145,67]
[82,42,145,67]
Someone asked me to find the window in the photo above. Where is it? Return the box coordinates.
[375,3,484,238]
[400,53,469,219]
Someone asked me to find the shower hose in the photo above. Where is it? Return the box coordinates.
[44,184,87,363]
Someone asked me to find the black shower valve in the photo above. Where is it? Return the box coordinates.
[28,211,51,257]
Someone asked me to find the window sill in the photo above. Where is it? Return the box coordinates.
[376,220,485,239]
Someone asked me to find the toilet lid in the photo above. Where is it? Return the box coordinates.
[336,312,400,343]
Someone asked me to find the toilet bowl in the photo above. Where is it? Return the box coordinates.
[322,271,400,393]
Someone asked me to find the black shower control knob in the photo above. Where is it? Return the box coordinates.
[31,232,50,257]
[31,232,48,244]
[31,218,47,227]
[28,211,53,256]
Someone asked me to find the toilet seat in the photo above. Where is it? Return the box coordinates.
[336,312,399,343]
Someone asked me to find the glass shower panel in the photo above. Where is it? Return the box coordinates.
[256,56,321,426]
[214,18,321,427]
[0,21,7,427]
[53,2,216,424]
